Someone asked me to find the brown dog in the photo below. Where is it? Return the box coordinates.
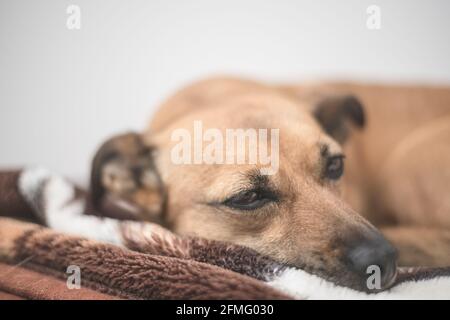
[90,77,450,291]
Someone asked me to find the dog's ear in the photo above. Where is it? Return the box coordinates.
[313,95,365,143]
[90,132,165,222]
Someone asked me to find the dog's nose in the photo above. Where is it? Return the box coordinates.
[346,235,398,291]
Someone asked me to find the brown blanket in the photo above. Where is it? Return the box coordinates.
[0,168,449,299]
[0,169,289,299]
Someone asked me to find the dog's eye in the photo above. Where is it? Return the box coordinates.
[223,190,274,211]
[325,155,345,180]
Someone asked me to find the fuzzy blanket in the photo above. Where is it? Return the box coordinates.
[0,168,449,300]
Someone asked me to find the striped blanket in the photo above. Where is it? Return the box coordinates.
[0,168,449,299]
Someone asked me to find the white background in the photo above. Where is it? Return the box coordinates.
[1,0,450,184]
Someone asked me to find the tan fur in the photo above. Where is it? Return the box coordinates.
[0,218,39,261]
[92,77,450,288]
[282,82,450,266]
[382,226,450,267]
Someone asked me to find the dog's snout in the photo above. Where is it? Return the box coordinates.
[346,234,398,291]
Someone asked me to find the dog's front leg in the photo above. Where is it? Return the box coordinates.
[381,226,450,267]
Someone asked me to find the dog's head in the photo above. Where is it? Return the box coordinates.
[90,90,397,292]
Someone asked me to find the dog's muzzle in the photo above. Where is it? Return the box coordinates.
[345,232,398,292]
